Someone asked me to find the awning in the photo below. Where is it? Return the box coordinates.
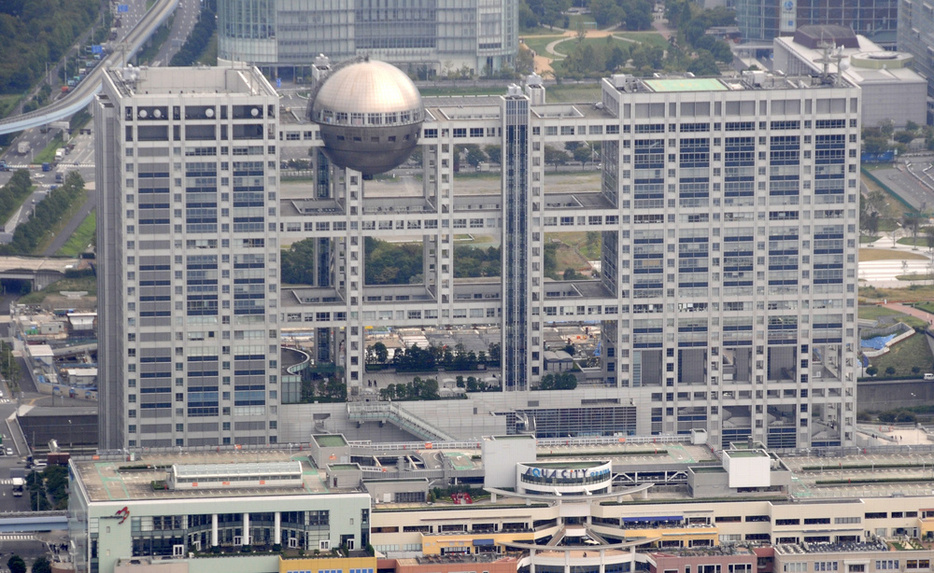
[621,516,681,523]
[473,539,495,546]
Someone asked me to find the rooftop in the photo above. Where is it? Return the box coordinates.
[643,78,728,92]
[106,65,277,98]
[72,451,352,503]
[314,434,348,447]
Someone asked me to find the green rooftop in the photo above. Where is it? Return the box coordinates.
[727,450,767,458]
[314,435,348,447]
[644,78,727,92]
[329,464,359,471]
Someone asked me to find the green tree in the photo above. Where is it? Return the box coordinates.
[879,119,895,138]
[590,0,625,27]
[32,557,51,573]
[464,144,487,167]
[281,238,318,285]
[485,145,502,164]
[894,131,916,145]
[924,226,934,251]
[606,44,627,72]
[516,46,535,76]
[6,555,25,573]
[573,146,593,163]
[903,212,922,245]
[687,50,719,76]
[372,342,389,363]
[621,0,653,30]
[862,136,889,155]
[544,146,572,170]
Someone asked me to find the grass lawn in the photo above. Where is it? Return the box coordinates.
[613,31,670,49]
[521,35,565,59]
[550,35,642,58]
[862,163,896,171]
[860,284,934,304]
[914,302,934,314]
[860,235,880,244]
[897,237,933,248]
[34,134,64,164]
[419,85,505,97]
[33,188,88,255]
[897,273,934,282]
[859,248,928,261]
[859,305,929,329]
[547,231,601,277]
[56,210,95,257]
[18,275,97,304]
[0,94,22,120]
[869,331,933,377]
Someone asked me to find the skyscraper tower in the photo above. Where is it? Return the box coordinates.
[95,66,281,450]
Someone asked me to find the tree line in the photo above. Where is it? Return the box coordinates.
[539,0,735,79]
[280,237,503,286]
[378,377,442,401]
[1,171,85,255]
[169,0,217,66]
[368,341,502,372]
[0,0,101,94]
[0,171,36,229]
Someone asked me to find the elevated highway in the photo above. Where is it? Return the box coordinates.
[0,0,179,135]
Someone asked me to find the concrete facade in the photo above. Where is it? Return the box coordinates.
[94,66,282,451]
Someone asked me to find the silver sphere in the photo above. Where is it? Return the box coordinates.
[310,59,424,176]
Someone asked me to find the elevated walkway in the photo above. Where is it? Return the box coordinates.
[0,512,67,532]
[347,402,457,442]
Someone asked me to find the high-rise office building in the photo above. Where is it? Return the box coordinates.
[898,0,934,118]
[95,61,860,451]
[736,0,897,47]
[271,63,860,450]
[95,66,281,450]
[217,0,517,80]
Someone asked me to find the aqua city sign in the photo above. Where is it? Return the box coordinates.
[523,466,610,480]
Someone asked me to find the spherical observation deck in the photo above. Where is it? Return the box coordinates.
[310,59,424,176]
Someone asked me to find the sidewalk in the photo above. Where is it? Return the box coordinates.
[859,229,934,288]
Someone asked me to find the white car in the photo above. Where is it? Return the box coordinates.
[5,448,12,456]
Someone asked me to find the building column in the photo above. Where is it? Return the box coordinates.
[211,514,218,548]
[243,513,250,546]
[500,88,531,390]
[275,511,282,546]
[341,168,366,395]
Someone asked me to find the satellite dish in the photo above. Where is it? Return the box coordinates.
[153,109,162,118]
[205,108,215,118]
[138,109,148,118]
[251,107,259,117]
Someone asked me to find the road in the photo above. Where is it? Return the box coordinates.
[0,0,180,135]
[152,0,202,66]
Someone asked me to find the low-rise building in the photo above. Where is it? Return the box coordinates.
[68,436,934,573]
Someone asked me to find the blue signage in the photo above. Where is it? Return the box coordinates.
[91,45,103,54]
[523,466,610,480]
[276,78,282,88]
[117,4,129,12]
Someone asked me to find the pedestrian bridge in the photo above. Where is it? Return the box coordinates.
[0,511,67,532]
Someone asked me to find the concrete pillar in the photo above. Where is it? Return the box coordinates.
[211,514,218,548]
[243,513,250,545]
[275,511,282,545]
